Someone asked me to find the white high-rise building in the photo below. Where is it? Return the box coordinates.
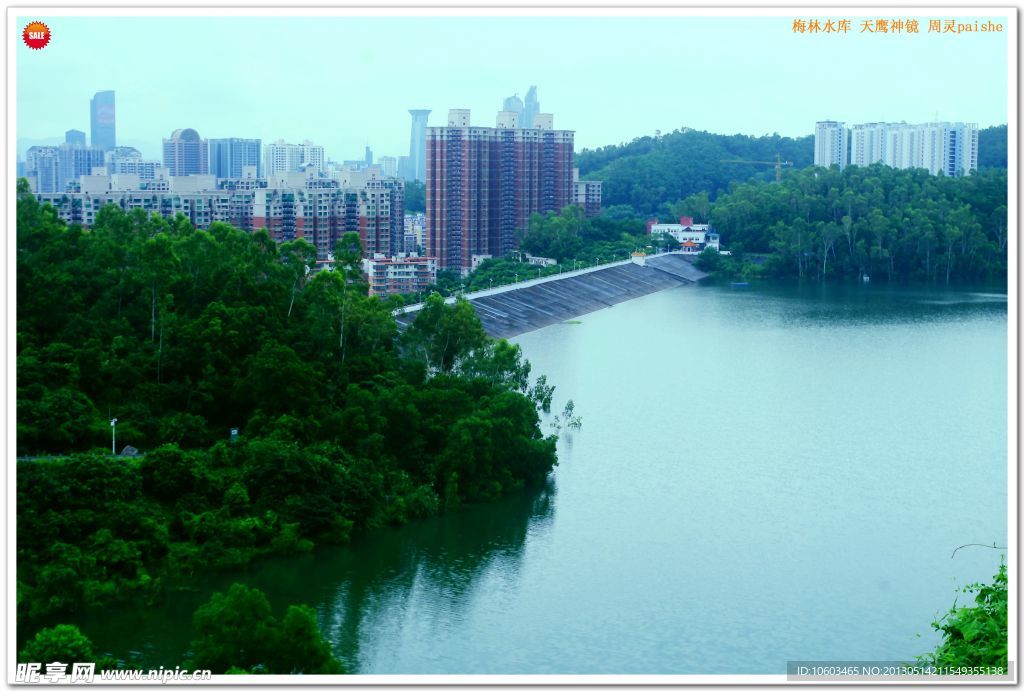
[299,140,324,170]
[849,123,887,167]
[943,122,979,177]
[264,139,325,177]
[814,121,848,169]
[881,124,917,169]
[833,121,978,177]
[917,123,949,175]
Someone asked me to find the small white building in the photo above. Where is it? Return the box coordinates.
[647,216,720,254]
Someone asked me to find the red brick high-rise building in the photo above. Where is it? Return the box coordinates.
[426,109,574,273]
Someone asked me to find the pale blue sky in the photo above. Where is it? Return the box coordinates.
[16,14,1010,161]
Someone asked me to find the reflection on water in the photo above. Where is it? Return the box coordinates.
[315,480,556,672]
[78,479,555,672]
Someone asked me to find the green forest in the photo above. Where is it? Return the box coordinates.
[575,124,1007,216]
[16,179,559,664]
[692,165,1007,282]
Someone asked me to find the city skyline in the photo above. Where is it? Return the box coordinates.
[16,14,1009,161]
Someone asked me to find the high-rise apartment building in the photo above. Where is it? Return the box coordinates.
[252,183,393,257]
[881,124,917,169]
[25,146,61,193]
[209,138,262,179]
[163,128,210,176]
[59,144,106,186]
[502,94,525,118]
[426,108,575,273]
[26,144,105,193]
[380,156,398,177]
[846,121,978,176]
[522,86,540,130]
[366,177,405,258]
[927,122,979,177]
[34,173,401,260]
[813,121,848,169]
[821,119,979,176]
[849,123,887,167]
[264,139,324,177]
[65,129,87,147]
[407,109,431,182]
[90,91,116,150]
[106,147,163,180]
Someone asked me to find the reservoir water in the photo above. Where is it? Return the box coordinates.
[79,281,1009,675]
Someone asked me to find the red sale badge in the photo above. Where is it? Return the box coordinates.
[23,21,51,50]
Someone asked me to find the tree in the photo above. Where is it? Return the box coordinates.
[273,605,345,674]
[333,232,364,282]
[402,294,488,374]
[279,240,316,319]
[190,583,278,672]
[190,583,345,674]
[19,624,100,666]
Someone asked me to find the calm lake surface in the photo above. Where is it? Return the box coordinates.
[79,281,1008,675]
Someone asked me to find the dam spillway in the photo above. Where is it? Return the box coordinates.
[398,253,708,339]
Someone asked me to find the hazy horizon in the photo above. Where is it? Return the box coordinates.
[16,14,1010,161]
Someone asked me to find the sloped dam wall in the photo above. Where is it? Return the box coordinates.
[397,253,707,340]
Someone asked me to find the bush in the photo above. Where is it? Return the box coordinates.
[919,561,1007,669]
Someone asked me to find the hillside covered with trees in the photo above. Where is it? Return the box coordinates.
[16,178,560,641]
[978,124,1007,169]
[690,165,1007,283]
[576,124,1008,216]
[576,128,813,215]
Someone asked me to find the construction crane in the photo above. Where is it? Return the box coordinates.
[720,154,793,183]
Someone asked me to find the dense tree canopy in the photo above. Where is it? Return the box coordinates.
[978,125,1007,170]
[575,128,813,214]
[16,178,559,630]
[19,625,104,667]
[701,165,1007,282]
[191,583,344,674]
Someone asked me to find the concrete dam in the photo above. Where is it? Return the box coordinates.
[397,253,707,339]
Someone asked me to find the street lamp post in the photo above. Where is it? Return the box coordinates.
[110,417,118,455]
